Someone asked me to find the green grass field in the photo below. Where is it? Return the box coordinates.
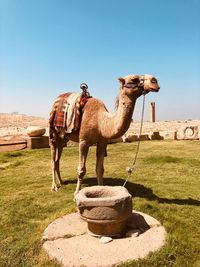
[0,140,200,267]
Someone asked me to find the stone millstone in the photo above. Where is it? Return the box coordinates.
[75,186,132,237]
[42,211,166,267]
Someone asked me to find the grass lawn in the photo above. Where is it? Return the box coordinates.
[0,140,200,267]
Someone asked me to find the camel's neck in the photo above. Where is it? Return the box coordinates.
[99,90,139,139]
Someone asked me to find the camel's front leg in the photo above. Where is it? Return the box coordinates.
[74,140,89,196]
[96,142,107,186]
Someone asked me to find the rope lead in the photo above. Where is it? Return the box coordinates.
[123,94,146,187]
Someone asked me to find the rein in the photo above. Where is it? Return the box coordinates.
[123,93,146,187]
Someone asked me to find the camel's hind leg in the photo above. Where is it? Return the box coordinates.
[74,140,89,196]
[51,136,65,192]
[96,142,107,186]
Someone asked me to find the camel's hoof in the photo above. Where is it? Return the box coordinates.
[51,187,58,192]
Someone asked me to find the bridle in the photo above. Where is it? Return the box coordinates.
[123,75,147,95]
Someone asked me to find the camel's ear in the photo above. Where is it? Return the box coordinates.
[118,77,125,85]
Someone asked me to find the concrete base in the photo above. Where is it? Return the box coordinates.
[27,136,49,149]
[42,211,166,267]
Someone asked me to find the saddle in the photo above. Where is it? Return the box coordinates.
[49,91,91,134]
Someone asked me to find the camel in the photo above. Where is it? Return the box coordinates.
[50,74,160,195]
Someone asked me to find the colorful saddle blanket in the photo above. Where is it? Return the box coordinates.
[49,92,91,133]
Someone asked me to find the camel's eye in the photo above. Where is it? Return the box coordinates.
[151,78,157,83]
[131,78,140,84]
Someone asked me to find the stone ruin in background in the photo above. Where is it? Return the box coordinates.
[14,105,200,148]
[113,102,199,143]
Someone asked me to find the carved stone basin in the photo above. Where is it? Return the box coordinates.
[75,186,132,237]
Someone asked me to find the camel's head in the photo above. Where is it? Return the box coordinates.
[118,74,160,96]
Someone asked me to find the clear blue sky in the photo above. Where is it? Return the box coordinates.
[0,0,200,121]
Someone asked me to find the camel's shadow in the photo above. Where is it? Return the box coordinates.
[65,177,200,207]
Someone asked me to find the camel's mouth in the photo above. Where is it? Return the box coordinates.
[145,87,160,93]
[151,87,160,92]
